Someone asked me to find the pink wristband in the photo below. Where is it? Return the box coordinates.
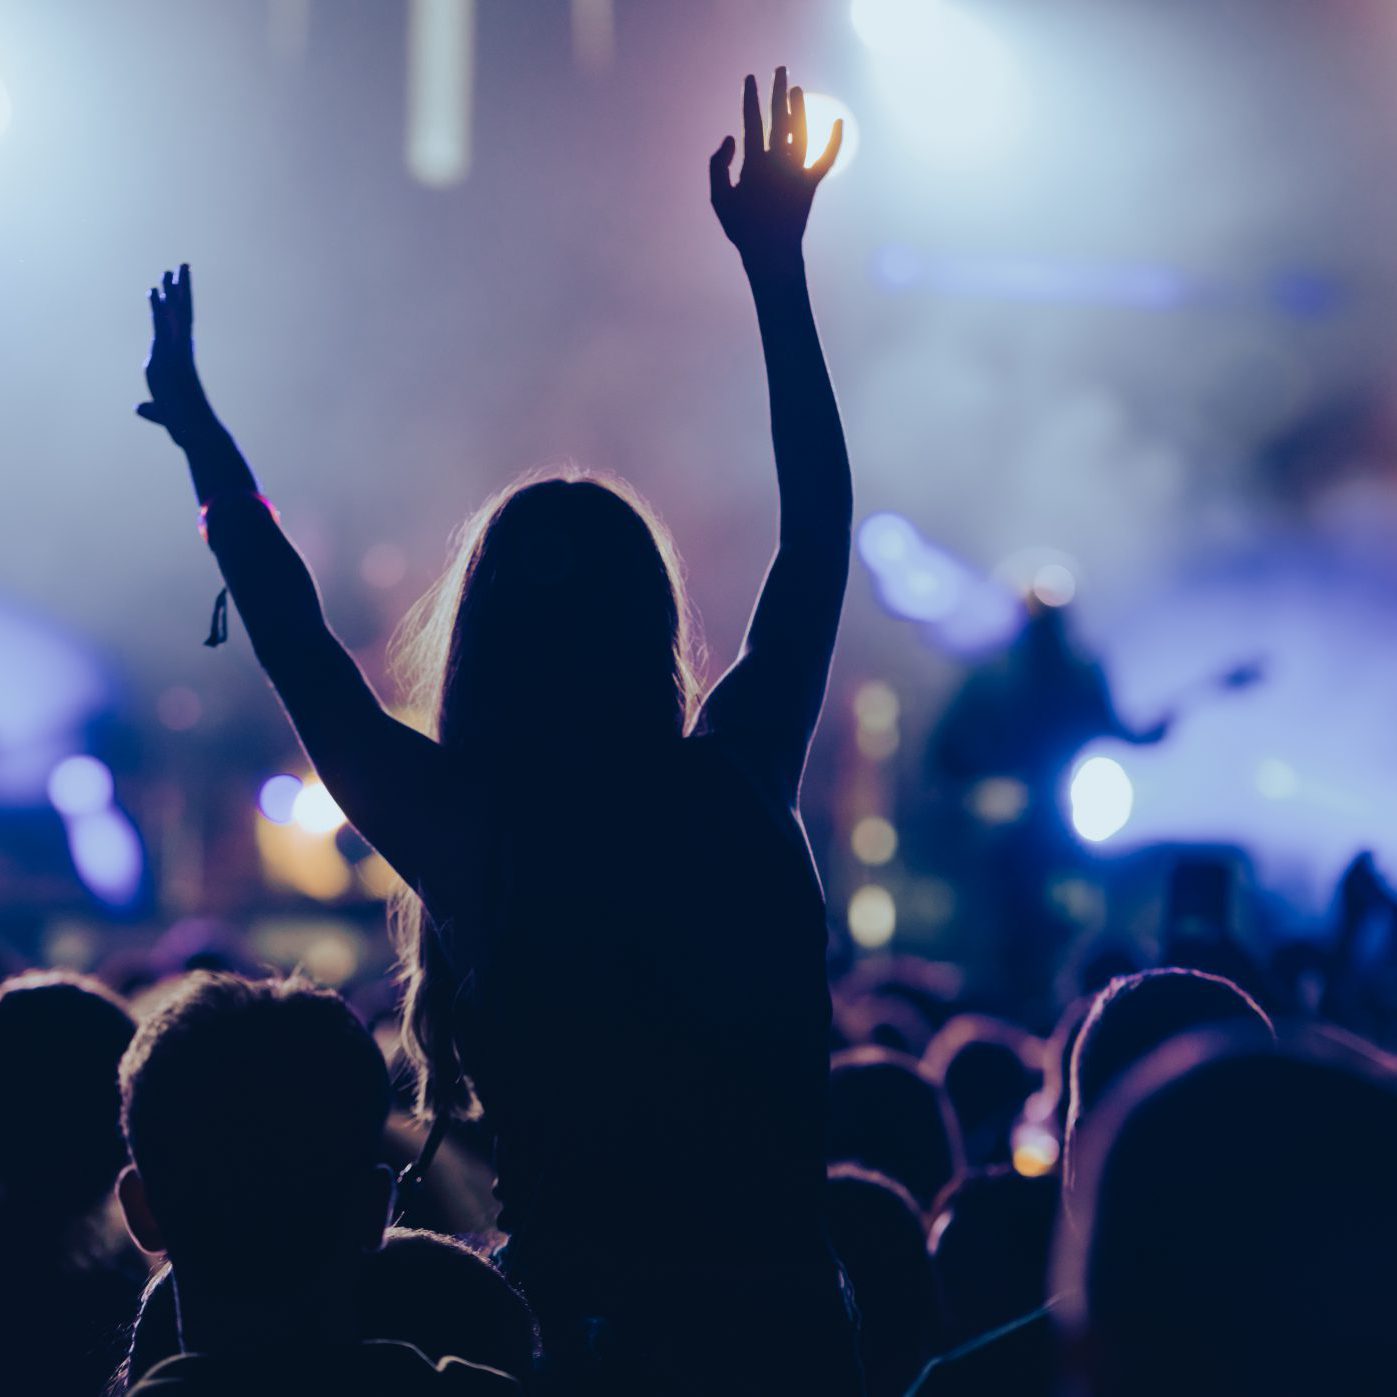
[198,491,280,544]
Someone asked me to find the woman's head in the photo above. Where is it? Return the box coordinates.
[395,470,701,752]
[390,469,702,1119]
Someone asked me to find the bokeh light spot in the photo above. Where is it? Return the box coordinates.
[259,773,304,824]
[1069,756,1134,843]
[849,884,897,948]
[851,815,899,866]
[48,755,114,817]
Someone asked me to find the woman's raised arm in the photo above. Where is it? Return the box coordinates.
[137,266,456,896]
[699,69,852,807]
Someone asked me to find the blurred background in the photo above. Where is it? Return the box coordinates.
[5,0,1397,1010]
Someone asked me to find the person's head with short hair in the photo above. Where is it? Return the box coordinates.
[826,1165,941,1397]
[117,973,392,1305]
[928,1166,1058,1347]
[0,970,135,1234]
[1066,969,1273,1174]
[828,1046,963,1212]
[1057,1033,1397,1397]
[923,1015,1044,1167]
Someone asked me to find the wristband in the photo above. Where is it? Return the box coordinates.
[196,492,278,648]
[197,491,280,544]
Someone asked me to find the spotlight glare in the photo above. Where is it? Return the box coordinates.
[800,92,859,177]
[292,780,347,834]
[1069,756,1134,843]
[852,0,1023,169]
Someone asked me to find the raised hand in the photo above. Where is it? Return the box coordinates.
[137,264,215,447]
[709,67,842,275]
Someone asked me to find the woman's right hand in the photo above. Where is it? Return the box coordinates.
[137,264,217,446]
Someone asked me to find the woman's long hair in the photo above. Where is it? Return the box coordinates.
[389,468,703,1118]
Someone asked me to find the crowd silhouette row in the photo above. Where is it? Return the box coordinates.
[7,67,1397,1397]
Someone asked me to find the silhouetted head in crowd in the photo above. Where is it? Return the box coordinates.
[0,969,135,1239]
[117,973,393,1344]
[0,972,140,1396]
[929,1166,1058,1347]
[826,1166,941,1397]
[828,1046,963,1211]
[1058,1034,1397,1396]
[924,1015,1044,1167]
[123,1229,537,1390]
[1066,969,1273,1174]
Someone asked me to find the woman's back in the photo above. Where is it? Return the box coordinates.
[467,733,832,1255]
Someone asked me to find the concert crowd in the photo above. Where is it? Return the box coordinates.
[5,63,1397,1397]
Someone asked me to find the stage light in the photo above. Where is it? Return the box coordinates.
[47,755,114,818]
[259,773,304,824]
[571,0,615,74]
[800,93,859,177]
[1256,758,1298,801]
[302,929,360,986]
[1069,756,1134,843]
[859,514,970,623]
[1031,563,1077,608]
[851,0,942,54]
[254,818,354,901]
[849,884,897,948]
[854,680,900,735]
[1011,1120,1060,1177]
[68,808,143,906]
[851,816,898,866]
[407,0,475,187]
[970,777,1029,825]
[292,779,347,834]
[858,512,919,568]
[852,0,1023,169]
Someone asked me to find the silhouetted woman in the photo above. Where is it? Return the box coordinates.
[138,69,858,1396]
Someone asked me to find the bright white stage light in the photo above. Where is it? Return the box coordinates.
[292,780,347,835]
[800,92,859,177]
[851,0,1023,168]
[48,755,114,818]
[407,0,475,187]
[1070,756,1134,843]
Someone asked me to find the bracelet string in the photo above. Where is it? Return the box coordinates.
[196,492,279,648]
